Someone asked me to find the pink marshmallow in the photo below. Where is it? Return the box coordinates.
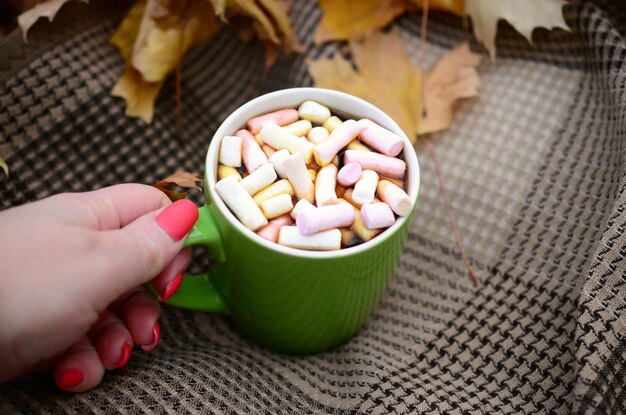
[337,162,362,187]
[257,215,293,242]
[361,203,395,229]
[246,109,299,134]
[237,129,267,173]
[296,203,355,236]
[343,150,406,179]
[357,119,404,157]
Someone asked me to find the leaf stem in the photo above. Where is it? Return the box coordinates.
[423,137,478,286]
[419,0,428,118]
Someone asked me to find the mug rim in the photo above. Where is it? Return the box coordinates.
[205,87,420,259]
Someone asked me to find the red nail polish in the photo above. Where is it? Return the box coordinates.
[155,200,199,241]
[158,272,183,302]
[57,368,83,389]
[114,343,132,368]
[142,322,160,351]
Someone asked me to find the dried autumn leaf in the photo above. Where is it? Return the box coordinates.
[315,0,464,43]
[466,0,569,59]
[308,29,421,140]
[418,41,482,134]
[155,171,203,201]
[18,0,88,41]
[111,68,164,123]
[0,157,8,178]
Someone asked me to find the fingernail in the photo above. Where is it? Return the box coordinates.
[155,199,199,241]
[57,368,83,389]
[113,343,132,368]
[141,322,160,351]
[158,272,183,302]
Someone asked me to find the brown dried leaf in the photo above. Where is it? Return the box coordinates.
[418,41,482,134]
[155,171,203,201]
[0,157,8,178]
[111,68,164,124]
[18,0,88,41]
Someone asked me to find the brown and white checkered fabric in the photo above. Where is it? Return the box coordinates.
[1,0,625,413]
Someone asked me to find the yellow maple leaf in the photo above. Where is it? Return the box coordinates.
[315,0,464,43]
[308,29,481,140]
[18,0,88,41]
[111,68,164,124]
[466,0,570,59]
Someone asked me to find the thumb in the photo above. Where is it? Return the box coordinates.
[94,199,199,303]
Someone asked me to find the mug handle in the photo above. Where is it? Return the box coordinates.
[160,204,229,314]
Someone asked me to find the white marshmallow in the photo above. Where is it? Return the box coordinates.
[239,163,277,195]
[260,122,314,164]
[284,119,312,136]
[215,176,267,231]
[290,198,315,220]
[352,170,379,205]
[378,180,412,216]
[323,116,342,132]
[296,203,355,236]
[253,179,294,205]
[298,100,331,124]
[278,226,341,251]
[315,164,338,207]
[260,193,294,219]
[268,149,291,178]
[219,135,242,167]
[283,153,315,203]
[360,202,395,229]
[307,126,330,144]
[313,119,360,166]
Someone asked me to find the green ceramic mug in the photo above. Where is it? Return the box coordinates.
[167,88,420,354]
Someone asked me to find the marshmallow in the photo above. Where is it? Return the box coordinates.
[260,122,314,164]
[239,163,277,195]
[261,144,276,158]
[257,215,293,242]
[308,169,317,182]
[338,199,381,241]
[347,140,371,152]
[337,162,362,187]
[378,180,412,216]
[253,179,294,205]
[323,115,342,132]
[379,176,404,189]
[278,226,341,251]
[342,188,362,208]
[357,119,404,157]
[219,135,242,167]
[361,202,395,229]
[343,150,406,179]
[236,129,267,173]
[268,149,291,178]
[298,100,331,124]
[215,176,267,231]
[283,153,315,203]
[290,198,315,220]
[296,203,355,236]
[218,165,242,181]
[313,119,360,166]
[246,108,299,134]
[352,170,379,205]
[315,164,338,206]
[340,228,355,246]
[284,119,312,136]
[307,126,330,144]
[260,193,294,219]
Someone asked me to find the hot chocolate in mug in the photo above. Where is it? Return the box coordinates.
[167,88,420,354]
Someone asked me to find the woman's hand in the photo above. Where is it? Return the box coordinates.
[0,184,197,391]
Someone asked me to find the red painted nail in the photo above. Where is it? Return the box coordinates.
[57,368,83,389]
[113,343,132,368]
[141,322,160,351]
[158,272,183,302]
[155,200,199,241]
